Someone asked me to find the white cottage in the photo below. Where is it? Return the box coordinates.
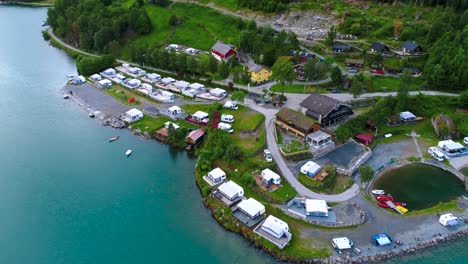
[261,169,281,185]
[261,215,292,239]
[237,198,265,219]
[208,167,226,184]
[168,106,182,115]
[125,108,143,123]
[218,181,244,201]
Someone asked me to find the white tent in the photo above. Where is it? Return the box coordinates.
[261,169,281,185]
[208,167,226,183]
[192,111,209,121]
[439,213,459,226]
[305,199,328,217]
[332,237,353,250]
[237,198,265,219]
[125,108,143,123]
[218,180,244,200]
[261,215,290,239]
[168,106,182,115]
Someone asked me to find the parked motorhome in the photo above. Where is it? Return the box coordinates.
[218,122,234,133]
[428,147,445,161]
[224,101,238,110]
[221,114,234,123]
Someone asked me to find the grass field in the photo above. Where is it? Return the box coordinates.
[125,2,242,53]
[372,76,426,92]
[270,83,329,93]
[102,87,141,105]
[298,173,354,195]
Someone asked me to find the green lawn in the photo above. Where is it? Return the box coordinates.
[281,139,308,153]
[269,179,297,202]
[298,173,354,195]
[372,76,426,92]
[131,115,197,135]
[102,87,141,106]
[270,83,329,93]
[233,128,266,155]
[198,0,240,11]
[236,112,265,131]
[169,19,216,51]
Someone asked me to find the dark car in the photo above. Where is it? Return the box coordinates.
[330,89,341,93]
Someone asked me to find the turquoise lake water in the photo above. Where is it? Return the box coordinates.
[0,5,467,264]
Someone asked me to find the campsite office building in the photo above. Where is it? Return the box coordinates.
[207,167,226,184]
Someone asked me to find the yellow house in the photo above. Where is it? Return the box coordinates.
[249,64,272,83]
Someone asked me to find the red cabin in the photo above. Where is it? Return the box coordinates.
[356,133,374,145]
[211,41,237,61]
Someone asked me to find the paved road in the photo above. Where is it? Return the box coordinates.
[244,99,361,202]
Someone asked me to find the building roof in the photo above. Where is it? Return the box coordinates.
[141,83,152,90]
[276,108,317,131]
[438,140,465,151]
[186,128,205,142]
[238,198,265,217]
[332,237,352,250]
[332,44,351,50]
[305,199,328,214]
[262,215,289,236]
[161,77,176,84]
[370,42,388,52]
[189,83,205,89]
[307,130,331,142]
[208,167,226,180]
[211,41,234,56]
[356,133,373,141]
[401,41,421,51]
[300,94,345,119]
[146,73,161,79]
[261,169,281,182]
[218,180,244,199]
[126,108,143,117]
[400,111,416,120]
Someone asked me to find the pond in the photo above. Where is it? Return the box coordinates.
[373,163,466,210]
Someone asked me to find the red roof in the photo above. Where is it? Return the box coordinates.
[356,133,373,145]
[186,128,206,142]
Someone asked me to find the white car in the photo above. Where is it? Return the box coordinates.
[464,137,468,145]
[264,149,273,162]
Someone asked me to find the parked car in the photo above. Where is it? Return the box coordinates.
[217,122,234,133]
[348,69,358,73]
[264,149,273,162]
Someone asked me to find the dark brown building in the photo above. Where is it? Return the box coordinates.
[300,94,353,127]
[275,108,320,137]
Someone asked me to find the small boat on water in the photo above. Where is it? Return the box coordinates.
[67,74,75,78]
[109,136,119,142]
[125,149,132,157]
[371,190,385,195]
[89,112,95,118]
[63,94,69,99]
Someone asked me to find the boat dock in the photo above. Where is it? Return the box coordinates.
[385,201,405,214]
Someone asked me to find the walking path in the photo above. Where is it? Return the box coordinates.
[410,131,424,162]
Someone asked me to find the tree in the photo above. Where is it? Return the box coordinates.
[304,60,317,81]
[359,165,375,183]
[459,90,468,109]
[218,61,230,79]
[169,14,178,26]
[396,69,411,111]
[331,66,343,87]
[208,56,218,75]
[231,90,246,103]
[271,59,295,95]
[350,77,364,99]
[325,26,336,47]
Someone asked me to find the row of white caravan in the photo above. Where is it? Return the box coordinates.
[98,66,227,101]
